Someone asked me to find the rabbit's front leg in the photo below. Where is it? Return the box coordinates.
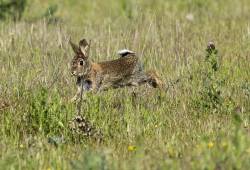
[71,85,82,102]
[71,77,91,102]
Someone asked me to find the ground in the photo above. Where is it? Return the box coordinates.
[0,0,250,169]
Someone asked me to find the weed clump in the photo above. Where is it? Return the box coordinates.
[0,0,26,21]
[23,87,68,135]
[201,42,222,110]
[68,114,103,142]
[192,42,225,113]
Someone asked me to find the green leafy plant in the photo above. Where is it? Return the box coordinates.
[0,0,26,21]
[192,42,225,113]
[23,87,69,135]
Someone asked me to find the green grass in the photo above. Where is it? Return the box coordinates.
[0,0,250,169]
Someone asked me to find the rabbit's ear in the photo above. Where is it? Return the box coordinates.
[79,39,90,58]
[69,39,79,54]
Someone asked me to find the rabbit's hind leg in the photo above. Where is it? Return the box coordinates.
[145,70,163,88]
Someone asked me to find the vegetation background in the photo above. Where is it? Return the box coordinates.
[0,0,250,169]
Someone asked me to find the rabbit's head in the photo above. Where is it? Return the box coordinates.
[70,38,91,77]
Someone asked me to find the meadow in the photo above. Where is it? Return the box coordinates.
[0,0,250,169]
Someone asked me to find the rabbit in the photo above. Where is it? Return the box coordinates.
[69,38,162,102]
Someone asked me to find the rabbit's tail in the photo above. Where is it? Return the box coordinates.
[145,70,163,88]
[117,49,136,57]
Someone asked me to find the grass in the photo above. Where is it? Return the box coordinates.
[0,0,250,169]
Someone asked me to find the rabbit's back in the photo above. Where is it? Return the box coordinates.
[98,55,138,77]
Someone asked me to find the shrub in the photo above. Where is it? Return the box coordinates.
[22,87,69,136]
[192,42,225,113]
[0,0,26,21]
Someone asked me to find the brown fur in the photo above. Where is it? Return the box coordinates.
[69,38,162,102]
[145,70,163,88]
[86,55,139,89]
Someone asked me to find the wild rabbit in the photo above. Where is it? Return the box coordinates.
[70,38,162,102]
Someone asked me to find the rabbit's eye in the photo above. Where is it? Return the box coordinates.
[79,60,84,66]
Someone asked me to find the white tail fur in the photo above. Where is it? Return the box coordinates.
[117,49,135,57]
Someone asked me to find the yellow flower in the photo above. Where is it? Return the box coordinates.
[221,142,227,148]
[167,147,176,158]
[208,142,214,148]
[128,145,136,151]
[19,144,24,148]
